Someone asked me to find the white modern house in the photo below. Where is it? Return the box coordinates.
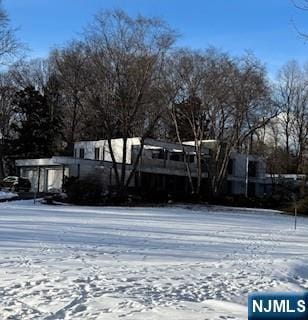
[16,137,210,195]
[15,137,270,197]
[183,140,271,198]
[227,153,270,197]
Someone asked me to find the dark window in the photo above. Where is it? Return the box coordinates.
[74,149,77,158]
[152,149,165,160]
[201,159,208,172]
[248,182,256,197]
[227,159,234,175]
[227,180,233,194]
[94,147,100,160]
[248,161,257,177]
[79,148,84,159]
[170,153,184,162]
[186,154,195,163]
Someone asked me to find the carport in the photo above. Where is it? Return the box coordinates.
[15,158,69,192]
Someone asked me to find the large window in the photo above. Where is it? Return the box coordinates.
[186,154,195,163]
[152,149,165,160]
[79,148,85,159]
[248,182,256,197]
[201,159,208,172]
[227,180,233,194]
[94,147,100,160]
[227,159,234,175]
[248,161,257,177]
[170,152,184,162]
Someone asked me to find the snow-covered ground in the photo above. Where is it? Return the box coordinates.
[0,190,18,200]
[0,201,307,320]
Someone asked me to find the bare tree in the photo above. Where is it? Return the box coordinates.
[166,49,276,196]
[0,1,21,177]
[166,49,209,195]
[208,54,276,195]
[0,73,16,177]
[51,42,89,151]
[81,10,177,196]
[9,58,51,91]
[292,71,308,173]
[276,61,301,155]
[0,2,20,65]
[272,60,308,173]
[293,0,308,9]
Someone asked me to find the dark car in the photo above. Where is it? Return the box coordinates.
[0,176,31,192]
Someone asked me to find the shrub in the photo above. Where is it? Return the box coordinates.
[64,175,103,205]
[296,196,308,215]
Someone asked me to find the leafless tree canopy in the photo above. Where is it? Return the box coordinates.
[9,58,52,91]
[164,48,276,195]
[293,0,308,10]
[78,10,177,193]
[50,42,89,148]
[0,7,307,196]
[0,2,20,65]
[264,60,308,173]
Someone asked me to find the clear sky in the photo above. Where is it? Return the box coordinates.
[4,0,308,77]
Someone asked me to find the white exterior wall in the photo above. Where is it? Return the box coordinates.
[228,153,267,197]
[230,153,265,179]
[74,138,141,164]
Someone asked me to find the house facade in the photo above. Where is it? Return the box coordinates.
[183,140,270,198]
[226,153,270,197]
[15,137,270,198]
[16,138,210,196]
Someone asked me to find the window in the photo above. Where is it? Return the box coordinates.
[227,181,233,194]
[170,152,184,162]
[248,161,257,177]
[94,147,100,160]
[201,159,208,172]
[79,148,84,159]
[227,159,234,175]
[152,149,165,160]
[74,149,77,158]
[248,182,256,197]
[186,155,195,163]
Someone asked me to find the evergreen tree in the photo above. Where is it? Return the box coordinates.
[11,85,62,159]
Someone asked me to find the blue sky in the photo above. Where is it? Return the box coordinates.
[4,0,308,77]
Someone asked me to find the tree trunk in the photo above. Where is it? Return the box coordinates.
[171,110,195,194]
[107,138,121,189]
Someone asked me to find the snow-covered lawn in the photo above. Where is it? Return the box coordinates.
[0,190,18,200]
[0,201,307,320]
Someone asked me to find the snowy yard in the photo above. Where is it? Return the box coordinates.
[0,201,307,320]
[0,190,18,200]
